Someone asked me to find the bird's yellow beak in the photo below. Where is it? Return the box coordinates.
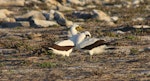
[76,26,84,31]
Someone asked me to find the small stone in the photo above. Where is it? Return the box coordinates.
[114,4,122,8]
[144,47,150,51]
[75,19,85,22]
[54,11,66,24]
[47,9,55,20]
[0,22,22,28]
[0,49,17,54]
[102,0,115,5]
[122,1,132,8]
[107,21,115,26]
[72,11,93,19]
[92,9,112,22]
[0,13,7,19]
[133,25,150,28]
[25,0,41,4]
[138,36,150,41]
[27,57,39,63]
[30,18,58,27]
[90,9,116,26]
[116,30,125,34]
[67,0,84,5]
[0,9,14,18]
[26,32,41,38]
[86,5,96,9]
[56,0,67,5]
[113,46,132,54]
[0,0,25,6]
[32,12,46,20]
[57,5,74,11]
[0,18,16,22]
[146,5,150,11]
[132,17,145,21]
[26,32,42,41]
[132,0,144,6]
[111,16,119,22]
[54,11,73,27]
[66,20,73,27]
[42,10,55,21]
[44,0,62,7]
[16,10,46,20]
[19,21,30,27]
[91,0,102,5]
[76,7,85,11]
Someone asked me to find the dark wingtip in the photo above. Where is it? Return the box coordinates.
[48,47,52,50]
[105,47,118,50]
[105,40,117,46]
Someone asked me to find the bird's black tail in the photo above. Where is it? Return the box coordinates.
[105,47,118,50]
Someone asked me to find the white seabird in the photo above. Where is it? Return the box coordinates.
[48,24,83,56]
[68,24,83,44]
[48,39,74,56]
[76,31,115,55]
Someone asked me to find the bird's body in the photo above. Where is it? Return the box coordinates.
[48,24,83,56]
[79,38,108,55]
[49,39,74,56]
[55,39,74,46]
[76,31,112,55]
[68,24,83,44]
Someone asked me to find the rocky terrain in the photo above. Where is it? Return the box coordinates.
[0,0,150,81]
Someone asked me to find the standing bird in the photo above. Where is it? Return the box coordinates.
[68,24,83,44]
[76,31,115,55]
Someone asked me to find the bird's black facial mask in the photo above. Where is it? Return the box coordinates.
[86,34,91,38]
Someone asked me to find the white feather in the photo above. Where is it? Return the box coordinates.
[55,40,74,46]
[78,38,99,48]
[76,31,92,48]
[49,39,74,56]
[69,24,80,37]
[49,48,73,57]
[49,24,83,56]
[76,31,108,55]
[88,45,107,55]
[69,24,82,44]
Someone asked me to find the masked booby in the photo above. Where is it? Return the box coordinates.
[69,24,83,44]
[48,39,74,56]
[48,24,83,56]
[76,31,114,55]
[69,24,83,36]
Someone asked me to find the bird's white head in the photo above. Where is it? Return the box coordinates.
[84,31,91,38]
[70,24,83,36]
[76,31,91,46]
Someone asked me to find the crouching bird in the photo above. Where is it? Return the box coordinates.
[48,39,75,56]
[48,24,83,56]
[76,31,116,55]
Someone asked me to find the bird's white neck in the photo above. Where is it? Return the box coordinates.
[70,27,78,36]
[76,33,86,46]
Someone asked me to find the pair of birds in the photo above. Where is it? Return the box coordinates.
[48,24,114,56]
